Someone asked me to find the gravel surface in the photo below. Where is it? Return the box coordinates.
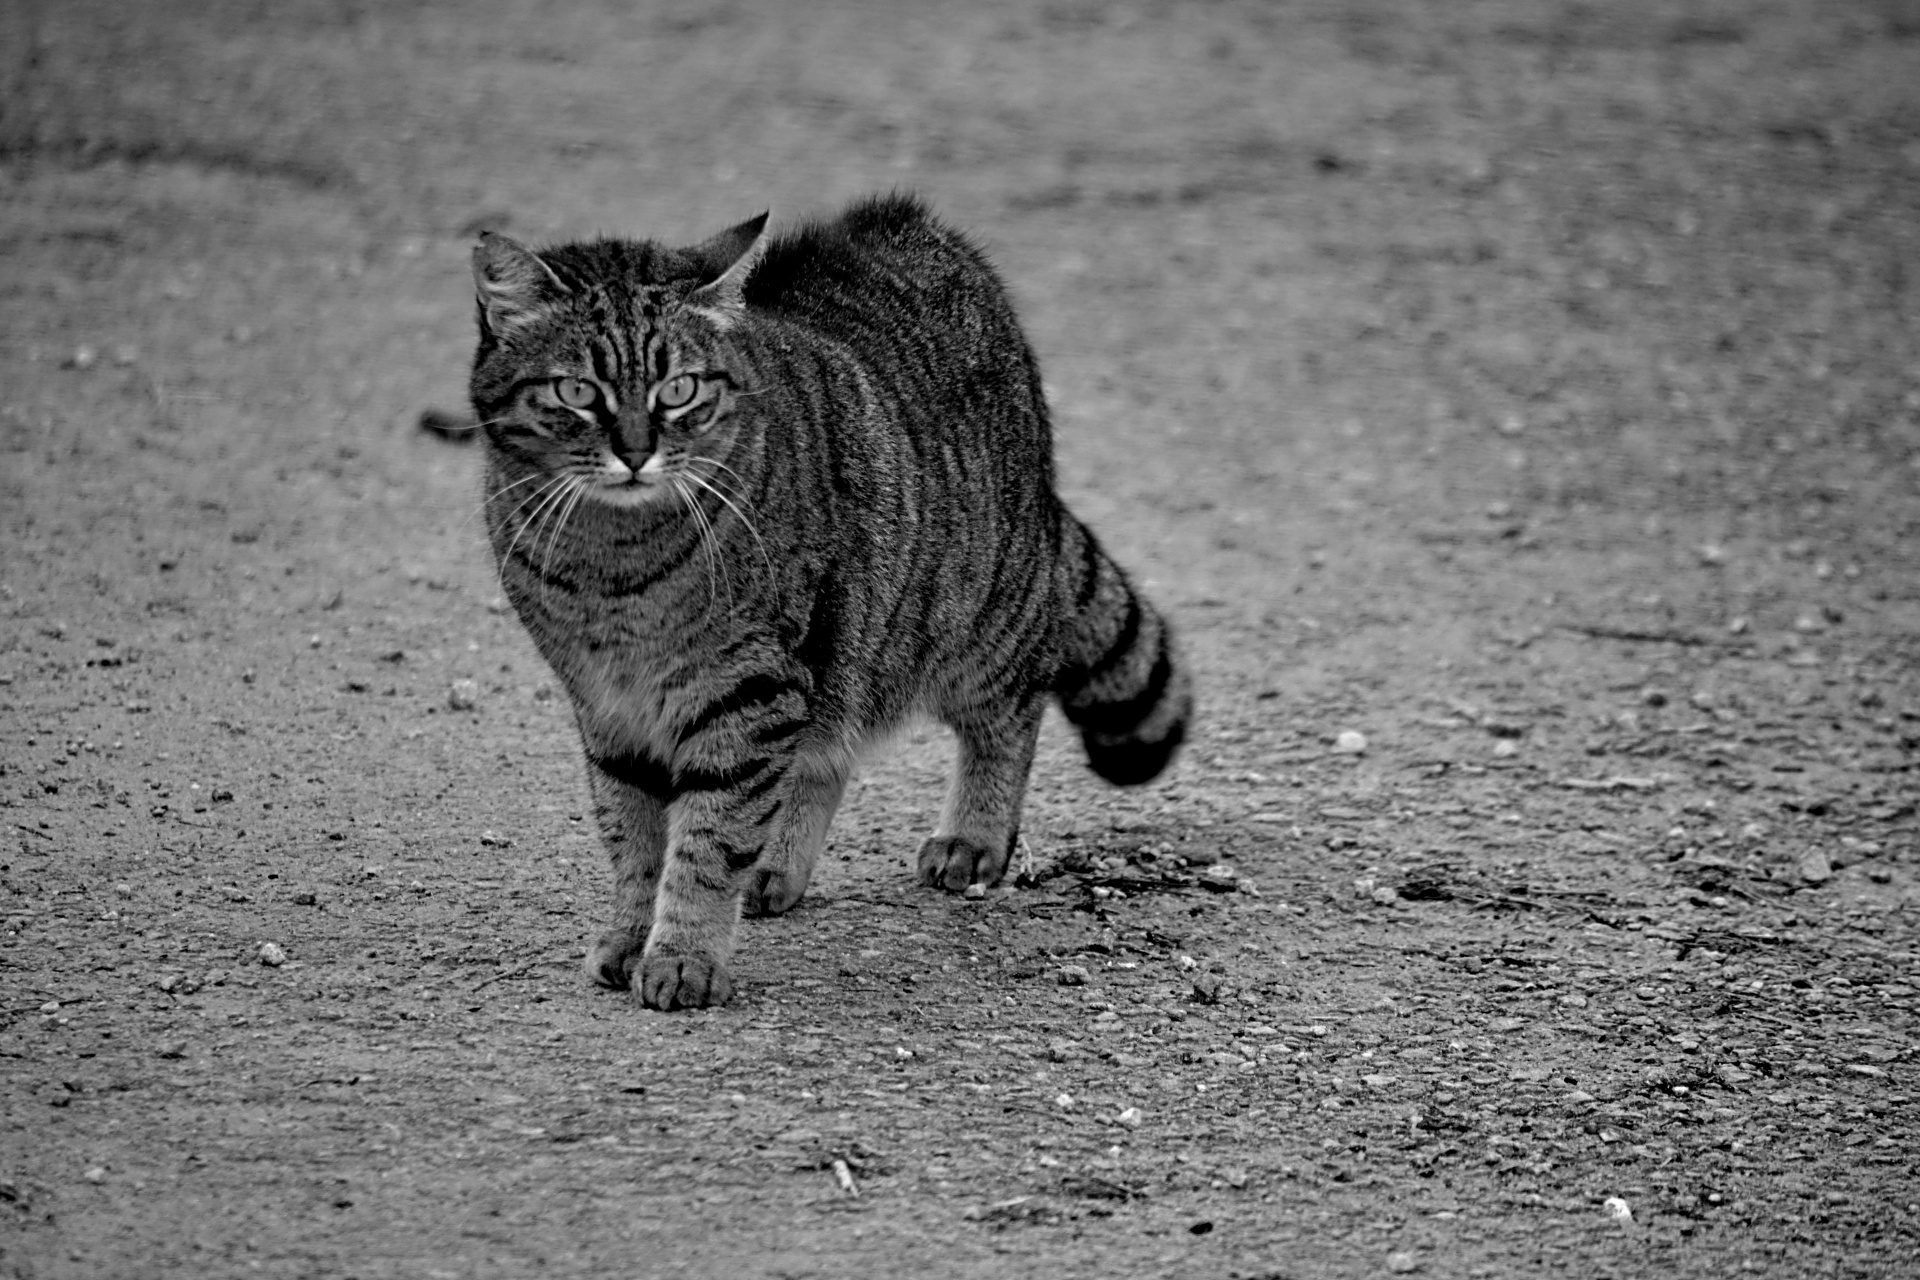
[3,2,1918,1277]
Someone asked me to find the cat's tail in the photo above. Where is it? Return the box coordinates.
[1051,514,1192,786]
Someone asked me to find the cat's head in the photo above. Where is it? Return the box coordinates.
[467,213,769,509]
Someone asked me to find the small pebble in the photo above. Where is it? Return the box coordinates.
[448,679,481,711]
[83,1167,107,1185]
[1370,885,1400,906]
[962,883,985,900]
[1386,1251,1420,1274]
[38,1001,60,1014]
[257,942,287,968]
[114,883,133,898]
[1116,1106,1143,1128]
[1054,1093,1075,1110]
[1056,964,1090,986]
[1798,851,1833,885]
[1491,739,1519,759]
[1198,864,1239,892]
[65,345,98,370]
[1603,1196,1634,1223]
[1333,730,1368,755]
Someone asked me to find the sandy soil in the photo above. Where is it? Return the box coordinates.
[3,2,1919,1276]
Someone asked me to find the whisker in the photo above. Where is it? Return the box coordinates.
[538,478,587,576]
[486,471,550,505]
[689,455,752,492]
[456,462,554,541]
[673,473,731,611]
[681,466,775,588]
[473,467,557,538]
[501,476,570,569]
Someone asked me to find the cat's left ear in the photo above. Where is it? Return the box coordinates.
[472,232,567,335]
[685,211,770,328]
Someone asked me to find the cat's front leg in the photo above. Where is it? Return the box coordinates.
[579,748,671,990]
[637,669,816,1009]
[638,784,774,1010]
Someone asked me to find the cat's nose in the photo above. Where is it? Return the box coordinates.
[610,421,654,470]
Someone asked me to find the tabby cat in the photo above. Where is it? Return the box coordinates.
[467,194,1190,1010]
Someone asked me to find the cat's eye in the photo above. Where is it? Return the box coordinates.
[553,377,599,409]
[655,374,699,410]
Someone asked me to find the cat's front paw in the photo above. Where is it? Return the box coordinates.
[585,927,647,990]
[916,835,1009,892]
[637,952,734,1010]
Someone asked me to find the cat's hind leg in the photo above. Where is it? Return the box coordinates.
[579,748,671,991]
[917,695,1045,891]
[742,748,849,916]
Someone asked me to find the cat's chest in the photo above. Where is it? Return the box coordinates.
[528,594,730,752]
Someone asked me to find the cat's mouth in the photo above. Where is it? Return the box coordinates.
[585,470,665,508]
[579,454,670,508]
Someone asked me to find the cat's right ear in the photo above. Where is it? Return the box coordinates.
[472,233,567,335]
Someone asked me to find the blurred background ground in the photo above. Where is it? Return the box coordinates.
[2,2,1919,1277]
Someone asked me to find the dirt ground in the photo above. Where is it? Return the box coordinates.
[3,1,1919,1276]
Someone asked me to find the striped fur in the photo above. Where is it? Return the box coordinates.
[468,195,1190,1010]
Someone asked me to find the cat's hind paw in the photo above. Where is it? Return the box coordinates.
[585,928,647,990]
[742,863,810,917]
[637,952,735,1010]
[916,835,1009,892]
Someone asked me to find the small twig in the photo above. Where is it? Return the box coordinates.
[472,960,545,990]
[1464,894,1545,913]
[13,824,52,840]
[1560,623,1731,648]
[5,994,88,1017]
[1553,775,1667,792]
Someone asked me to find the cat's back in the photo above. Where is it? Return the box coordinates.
[741,193,1022,357]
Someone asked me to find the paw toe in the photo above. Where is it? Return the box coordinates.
[637,954,734,1010]
[916,835,1007,891]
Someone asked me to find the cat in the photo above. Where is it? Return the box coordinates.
[466,194,1190,1010]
